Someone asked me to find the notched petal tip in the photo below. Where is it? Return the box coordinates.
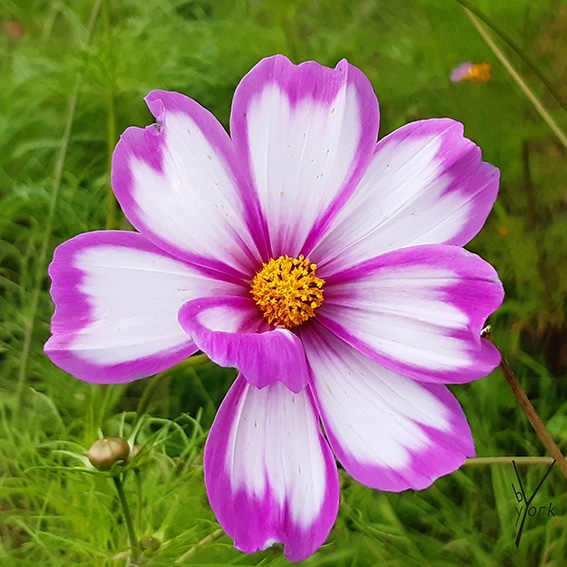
[112,85,263,277]
[204,377,339,562]
[144,91,165,123]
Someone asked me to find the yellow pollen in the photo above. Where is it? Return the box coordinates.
[250,255,325,329]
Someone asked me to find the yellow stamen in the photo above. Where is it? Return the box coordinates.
[250,255,325,329]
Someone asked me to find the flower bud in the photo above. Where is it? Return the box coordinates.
[139,535,161,552]
[88,437,130,471]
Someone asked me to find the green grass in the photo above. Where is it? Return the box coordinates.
[2,0,567,565]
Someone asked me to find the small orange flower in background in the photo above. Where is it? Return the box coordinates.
[2,19,24,39]
[451,61,492,83]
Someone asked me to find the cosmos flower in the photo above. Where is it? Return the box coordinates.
[45,55,503,561]
[450,61,492,83]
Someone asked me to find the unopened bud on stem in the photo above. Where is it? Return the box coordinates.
[88,437,130,471]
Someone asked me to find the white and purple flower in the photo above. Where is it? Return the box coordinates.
[46,55,504,561]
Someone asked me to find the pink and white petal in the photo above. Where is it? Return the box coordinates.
[301,324,475,491]
[45,231,242,383]
[205,375,339,562]
[318,245,503,384]
[112,90,265,280]
[230,54,379,259]
[178,296,309,392]
[312,119,499,274]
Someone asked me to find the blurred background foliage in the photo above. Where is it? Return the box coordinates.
[1,0,567,565]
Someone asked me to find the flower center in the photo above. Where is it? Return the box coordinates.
[250,255,325,329]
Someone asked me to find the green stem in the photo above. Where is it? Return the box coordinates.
[135,354,210,422]
[15,0,103,406]
[174,528,224,564]
[178,353,210,368]
[464,456,555,466]
[113,475,140,563]
[103,0,117,229]
[134,468,143,527]
[105,90,117,229]
[461,6,567,152]
[135,372,167,423]
[482,328,567,481]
